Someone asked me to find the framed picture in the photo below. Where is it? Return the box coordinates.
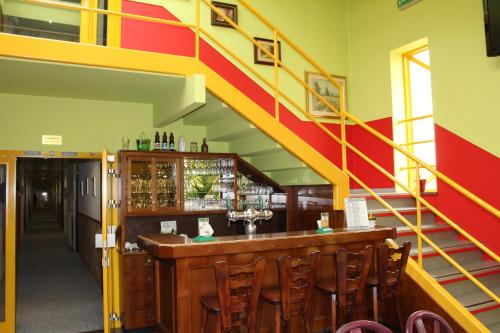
[85,177,90,195]
[80,179,85,197]
[211,1,238,28]
[305,72,346,118]
[254,37,281,66]
[91,177,97,197]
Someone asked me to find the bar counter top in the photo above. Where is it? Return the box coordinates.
[137,226,396,259]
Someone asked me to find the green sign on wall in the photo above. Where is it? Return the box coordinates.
[397,0,422,10]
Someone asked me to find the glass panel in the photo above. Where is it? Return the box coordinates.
[412,117,435,142]
[2,0,80,43]
[130,160,152,209]
[96,0,107,46]
[409,61,433,118]
[184,158,234,211]
[0,165,6,322]
[156,160,177,209]
[413,49,430,66]
[237,173,274,210]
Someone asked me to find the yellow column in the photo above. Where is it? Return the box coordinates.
[107,0,122,48]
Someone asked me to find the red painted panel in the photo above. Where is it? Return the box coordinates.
[427,124,500,254]
[348,118,395,189]
[121,0,195,56]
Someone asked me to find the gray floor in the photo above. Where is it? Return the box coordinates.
[16,211,103,333]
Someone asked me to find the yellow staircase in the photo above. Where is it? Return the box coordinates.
[0,0,499,332]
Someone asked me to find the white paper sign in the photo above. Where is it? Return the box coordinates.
[198,217,214,237]
[344,198,370,228]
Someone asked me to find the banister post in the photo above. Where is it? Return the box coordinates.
[195,0,200,59]
[416,164,423,269]
[273,29,279,121]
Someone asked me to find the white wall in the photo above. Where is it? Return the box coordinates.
[77,161,101,222]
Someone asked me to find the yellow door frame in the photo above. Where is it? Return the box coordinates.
[0,157,16,333]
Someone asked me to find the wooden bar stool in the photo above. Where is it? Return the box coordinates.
[368,242,411,330]
[315,245,373,332]
[259,251,321,333]
[201,257,266,333]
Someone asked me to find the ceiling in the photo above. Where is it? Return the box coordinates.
[0,56,184,103]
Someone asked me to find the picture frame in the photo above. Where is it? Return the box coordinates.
[253,37,281,66]
[80,179,85,197]
[305,72,346,118]
[85,177,90,195]
[91,177,97,197]
[211,1,238,28]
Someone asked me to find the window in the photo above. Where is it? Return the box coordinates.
[395,46,436,192]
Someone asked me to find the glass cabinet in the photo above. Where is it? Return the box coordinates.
[121,151,285,216]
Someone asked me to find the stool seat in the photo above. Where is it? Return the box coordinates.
[315,280,337,294]
[367,274,378,286]
[200,296,221,312]
[260,288,281,304]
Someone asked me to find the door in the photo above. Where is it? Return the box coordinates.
[101,151,121,332]
[0,157,16,333]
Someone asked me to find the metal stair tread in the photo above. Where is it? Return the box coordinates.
[431,261,500,281]
[443,275,500,309]
[409,240,475,256]
[350,192,437,199]
[369,206,432,214]
[397,224,451,234]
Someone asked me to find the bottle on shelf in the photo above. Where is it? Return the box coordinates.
[169,132,175,151]
[162,132,168,151]
[178,135,186,152]
[201,138,208,153]
[154,131,161,150]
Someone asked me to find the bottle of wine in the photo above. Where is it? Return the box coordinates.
[161,132,168,151]
[154,131,161,150]
[169,132,175,151]
[201,138,208,153]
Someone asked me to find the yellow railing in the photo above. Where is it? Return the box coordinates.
[7,0,499,313]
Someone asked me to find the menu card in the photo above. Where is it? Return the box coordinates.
[344,198,370,228]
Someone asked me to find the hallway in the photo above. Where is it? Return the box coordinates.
[16,211,103,333]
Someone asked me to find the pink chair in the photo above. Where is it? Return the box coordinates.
[405,310,454,333]
[336,320,393,333]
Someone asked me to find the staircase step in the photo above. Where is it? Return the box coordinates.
[397,224,453,237]
[443,274,500,309]
[183,93,232,126]
[375,211,436,228]
[474,305,500,332]
[268,168,328,186]
[206,114,258,141]
[250,151,306,172]
[423,250,500,281]
[350,193,417,211]
[229,133,282,157]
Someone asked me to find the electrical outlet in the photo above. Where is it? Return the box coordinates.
[160,220,177,234]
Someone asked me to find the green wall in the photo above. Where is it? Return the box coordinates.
[347,0,500,156]
[132,0,349,122]
[3,0,80,25]
[0,93,227,153]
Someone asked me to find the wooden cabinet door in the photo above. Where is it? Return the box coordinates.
[153,157,181,212]
[127,157,154,214]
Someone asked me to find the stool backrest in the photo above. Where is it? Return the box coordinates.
[278,251,321,321]
[405,310,454,333]
[377,242,411,300]
[214,257,266,331]
[336,245,373,309]
[336,320,393,333]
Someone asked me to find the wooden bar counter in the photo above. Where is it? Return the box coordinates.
[138,226,396,333]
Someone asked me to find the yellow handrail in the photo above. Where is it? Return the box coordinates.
[9,0,499,312]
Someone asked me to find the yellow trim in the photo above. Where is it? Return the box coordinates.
[273,29,279,121]
[101,151,110,333]
[400,139,435,147]
[0,157,16,333]
[397,114,433,124]
[408,55,431,71]
[0,150,101,159]
[107,0,122,48]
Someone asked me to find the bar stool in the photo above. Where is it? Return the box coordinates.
[200,257,266,333]
[258,251,321,332]
[315,245,373,332]
[368,242,411,330]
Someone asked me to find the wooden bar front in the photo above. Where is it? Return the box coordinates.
[138,227,396,333]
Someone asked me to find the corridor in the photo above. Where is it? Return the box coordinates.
[16,210,102,333]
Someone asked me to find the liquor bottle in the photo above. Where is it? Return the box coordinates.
[161,132,168,151]
[201,138,208,153]
[169,132,175,151]
[154,131,161,150]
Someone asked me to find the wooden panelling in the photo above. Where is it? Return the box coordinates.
[77,213,102,287]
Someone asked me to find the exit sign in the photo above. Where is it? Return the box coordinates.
[397,0,422,10]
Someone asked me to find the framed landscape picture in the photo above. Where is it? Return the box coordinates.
[305,72,346,118]
[254,37,281,66]
[211,1,238,28]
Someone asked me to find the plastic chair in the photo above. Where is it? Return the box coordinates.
[405,310,454,333]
